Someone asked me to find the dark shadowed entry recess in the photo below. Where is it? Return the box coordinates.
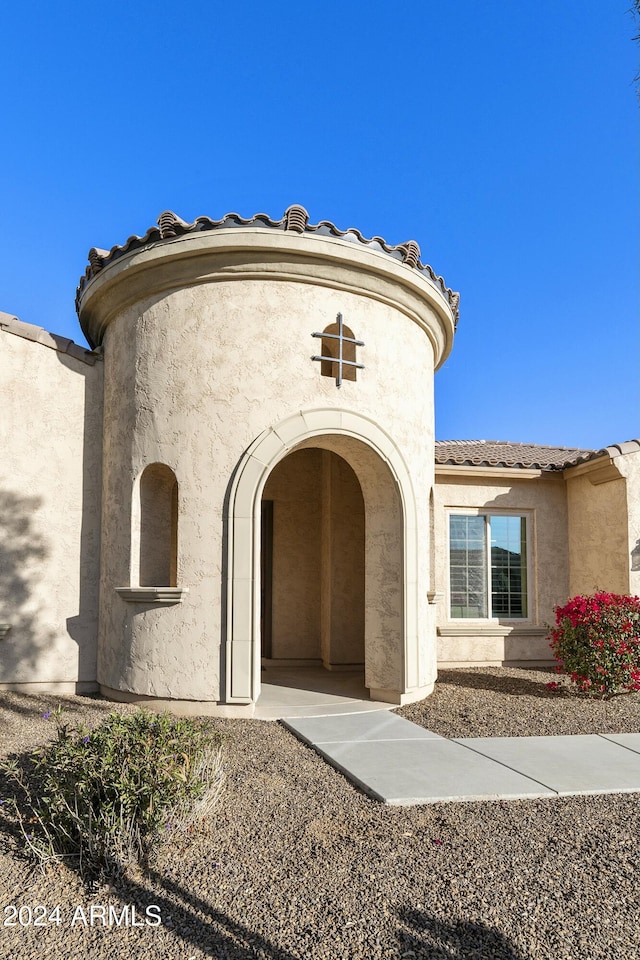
[261,448,365,671]
[260,500,273,658]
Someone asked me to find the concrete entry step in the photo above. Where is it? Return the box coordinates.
[282,714,640,805]
[254,666,395,720]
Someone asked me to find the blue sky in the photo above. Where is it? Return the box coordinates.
[1,1,637,449]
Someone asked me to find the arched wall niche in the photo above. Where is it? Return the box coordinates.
[224,408,427,706]
[131,463,179,587]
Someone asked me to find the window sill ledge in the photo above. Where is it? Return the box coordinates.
[438,624,545,637]
[115,587,188,604]
[0,623,11,639]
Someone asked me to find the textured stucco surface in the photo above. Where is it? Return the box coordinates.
[433,472,568,666]
[619,451,640,597]
[136,463,178,587]
[82,231,447,706]
[4,221,637,703]
[225,415,431,706]
[565,456,633,597]
[0,331,103,686]
[326,451,366,666]
[261,448,365,666]
[262,449,323,660]
[296,434,406,694]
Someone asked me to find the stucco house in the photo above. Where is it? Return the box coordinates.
[1,205,638,715]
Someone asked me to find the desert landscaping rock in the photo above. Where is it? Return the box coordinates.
[1,668,639,959]
[397,666,640,738]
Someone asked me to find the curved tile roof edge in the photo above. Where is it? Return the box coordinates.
[75,204,460,324]
[602,439,640,458]
[0,312,101,366]
[434,439,640,471]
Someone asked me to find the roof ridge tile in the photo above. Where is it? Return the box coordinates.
[75,205,460,324]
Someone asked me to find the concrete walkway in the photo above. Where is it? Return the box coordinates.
[282,712,640,805]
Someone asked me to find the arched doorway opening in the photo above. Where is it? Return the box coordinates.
[260,448,365,672]
[224,408,430,709]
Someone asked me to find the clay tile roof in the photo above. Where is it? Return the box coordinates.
[0,312,101,365]
[603,439,640,458]
[434,440,600,471]
[75,205,460,324]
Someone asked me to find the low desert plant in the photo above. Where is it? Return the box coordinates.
[548,592,640,698]
[1,708,224,879]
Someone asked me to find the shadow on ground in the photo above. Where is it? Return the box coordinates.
[436,668,564,700]
[397,907,528,959]
[112,869,530,960]
[0,692,127,724]
[0,801,530,960]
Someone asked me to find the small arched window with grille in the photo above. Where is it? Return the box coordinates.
[312,313,364,387]
[138,463,178,587]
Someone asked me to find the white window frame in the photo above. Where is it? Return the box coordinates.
[446,508,533,623]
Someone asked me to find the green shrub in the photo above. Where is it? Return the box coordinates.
[548,592,640,698]
[1,709,224,879]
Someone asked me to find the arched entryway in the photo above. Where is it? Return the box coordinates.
[224,408,424,707]
[261,448,365,671]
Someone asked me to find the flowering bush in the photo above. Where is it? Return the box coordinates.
[549,592,640,697]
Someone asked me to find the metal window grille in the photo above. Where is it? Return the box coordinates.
[312,313,364,388]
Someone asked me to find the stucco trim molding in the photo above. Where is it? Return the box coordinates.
[77,229,455,369]
[224,407,423,706]
[438,625,547,637]
[0,624,11,640]
[77,205,460,324]
[99,685,255,718]
[435,465,544,481]
[115,587,188,604]
[563,456,624,485]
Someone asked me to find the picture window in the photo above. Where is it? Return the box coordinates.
[449,513,528,619]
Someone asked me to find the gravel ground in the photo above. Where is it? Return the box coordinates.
[396,666,640,737]
[1,669,639,960]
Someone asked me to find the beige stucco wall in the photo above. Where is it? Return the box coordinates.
[79,228,453,709]
[262,448,365,665]
[0,330,103,690]
[325,450,366,666]
[263,448,323,660]
[620,451,640,598]
[433,470,568,666]
[565,452,638,597]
